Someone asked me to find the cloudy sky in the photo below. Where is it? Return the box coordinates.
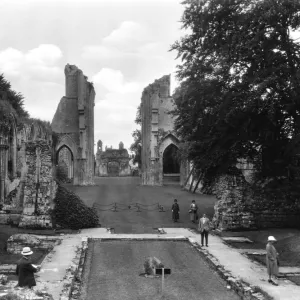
[0,0,184,150]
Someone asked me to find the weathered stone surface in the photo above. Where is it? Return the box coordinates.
[211,170,300,230]
[0,274,8,285]
[52,64,95,186]
[141,75,184,186]
[7,233,59,254]
[95,141,131,177]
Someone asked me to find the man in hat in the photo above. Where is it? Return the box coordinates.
[266,236,279,286]
[16,247,39,289]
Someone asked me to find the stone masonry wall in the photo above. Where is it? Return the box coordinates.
[141,75,183,185]
[211,170,300,230]
[18,140,57,228]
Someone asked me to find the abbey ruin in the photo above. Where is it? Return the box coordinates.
[0,64,95,228]
[52,64,95,185]
[95,141,131,177]
[141,75,185,186]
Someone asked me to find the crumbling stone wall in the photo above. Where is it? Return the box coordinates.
[0,116,56,228]
[18,140,57,228]
[141,75,184,185]
[211,170,300,230]
[52,64,95,185]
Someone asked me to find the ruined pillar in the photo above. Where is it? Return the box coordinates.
[0,142,8,205]
[52,64,95,185]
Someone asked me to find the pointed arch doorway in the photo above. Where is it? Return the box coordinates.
[162,143,180,185]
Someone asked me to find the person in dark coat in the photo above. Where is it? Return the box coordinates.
[172,199,180,222]
[16,247,38,289]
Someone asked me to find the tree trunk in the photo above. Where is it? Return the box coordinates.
[193,173,203,193]
[184,165,194,188]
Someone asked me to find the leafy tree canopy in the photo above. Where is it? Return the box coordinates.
[171,0,300,181]
[130,105,142,167]
[0,74,28,118]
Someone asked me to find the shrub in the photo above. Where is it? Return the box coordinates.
[52,184,99,230]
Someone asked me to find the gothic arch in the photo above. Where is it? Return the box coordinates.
[55,134,77,160]
[158,133,180,157]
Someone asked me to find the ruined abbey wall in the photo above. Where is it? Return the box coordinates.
[0,113,56,228]
[141,75,185,186]
[51,64,95,185]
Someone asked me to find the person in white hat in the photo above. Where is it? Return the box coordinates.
[266,236,279,286]
[15,247,39,288]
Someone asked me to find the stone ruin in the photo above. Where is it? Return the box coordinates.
[95,140,131,176]
[140,75,185,186]
[0,113,56,228]
[52,64,95,185]
[0,64,95,228]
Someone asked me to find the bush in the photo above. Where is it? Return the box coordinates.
[52,184,99,230]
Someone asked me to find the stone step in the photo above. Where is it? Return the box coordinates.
[222,237,253,243]
[237,249,266,255]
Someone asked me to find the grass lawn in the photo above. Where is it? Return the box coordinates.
[81,240,240,300]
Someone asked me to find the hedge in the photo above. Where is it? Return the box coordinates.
[52,184,99,230]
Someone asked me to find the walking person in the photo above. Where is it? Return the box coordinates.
[171,199,180,222]
[189,200,198,223]
[266,236,279,286]
[16,247,39,289]
[198,213,210,246]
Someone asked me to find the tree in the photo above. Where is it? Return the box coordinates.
[130,105,142,168]
[171,0,300,182]
[0,74,28,118]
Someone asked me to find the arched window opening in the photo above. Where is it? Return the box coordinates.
[163,144,180,185]
[56,145,74,183]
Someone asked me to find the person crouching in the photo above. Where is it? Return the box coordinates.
[16,247,39,289]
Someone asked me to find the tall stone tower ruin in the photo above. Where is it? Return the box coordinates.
[141,75,183,185]
[51,64,95,185]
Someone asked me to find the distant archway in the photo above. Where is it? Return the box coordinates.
[163,144,180,174]
[107,161,119,176]
[56,145,74,182]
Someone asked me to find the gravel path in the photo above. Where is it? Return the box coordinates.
[65,177,217,233]
[81,240,240,300]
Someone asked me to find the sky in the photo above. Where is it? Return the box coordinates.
[0,0,184,150]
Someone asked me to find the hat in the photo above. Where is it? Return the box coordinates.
[21,247,33,256]
[268,236,276,242]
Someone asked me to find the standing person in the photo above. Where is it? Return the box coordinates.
[16,247,39,289]
[189,200,198,223]
[198,213,210,246]
[266,236,279,286]
[171,199,180,222]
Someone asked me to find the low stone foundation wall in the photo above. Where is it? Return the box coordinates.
[0,211,21,225]
[7,233,61,254]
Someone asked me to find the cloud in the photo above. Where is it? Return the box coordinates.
[92,68,139,94]
[103,21,151,49]
[0,44,63,81]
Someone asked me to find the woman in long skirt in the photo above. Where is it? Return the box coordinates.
[266,236,279,286]
[172,199,180,222]
[189,200,198,223]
